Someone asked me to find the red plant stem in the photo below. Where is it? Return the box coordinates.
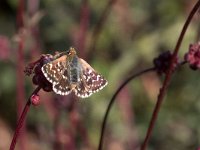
[53,111,62,150]
[69,108,91,148]
[16,0,26,149]
[98,67,155,150]
[88,0,117,60]
[16,0,25,122]
[16,0,24,28]
[28,0,42,57]
[16,39,25,118]
[117,87,137,149]
[16,40,26,149]
[140,1,200,150]
[9,87,41,150]
[28,0,40,16]
[77,0,90,58]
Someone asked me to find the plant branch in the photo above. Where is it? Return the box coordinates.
[98,67,155,150]
[140,1,200,150]
[88,0,117,60]
[16,0,26,149]
[9,86,41,150]
[77,0,90,59]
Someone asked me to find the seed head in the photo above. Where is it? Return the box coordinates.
[24,54,54,92]
[184,43,200,70]
[153,51,179,75]
[31,94,40,106]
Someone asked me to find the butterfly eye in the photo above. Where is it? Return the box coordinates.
[66,50,71,55]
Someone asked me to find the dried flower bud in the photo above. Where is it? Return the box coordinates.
[184,43,200,70]
[24,64,35,76]
[31,94,40,106]
[153,51,179,75]
[32,75,39,85]
[24,54,54,92]
[34,64,43,74]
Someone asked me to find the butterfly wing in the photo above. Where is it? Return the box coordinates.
[74,78,93,98]
[74,58,108,98]
[53,77,71,95]
[42,55,72,95]
[42,55,67,84]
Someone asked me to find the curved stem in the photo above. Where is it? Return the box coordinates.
[98,67,155,150]
[9,86,41,150]
[141,1,200,150]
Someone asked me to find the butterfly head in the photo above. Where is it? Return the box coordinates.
[67,47,77,57]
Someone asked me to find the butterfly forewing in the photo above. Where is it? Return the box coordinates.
[41,55,67,84]
[42,55,73,95]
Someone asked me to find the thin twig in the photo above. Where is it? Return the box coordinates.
[88,0,117,61]
[16,0,26,147]
[140,1,200,150]
[9,86,41,150]
[98,67,155,150]
[77,0,90,59]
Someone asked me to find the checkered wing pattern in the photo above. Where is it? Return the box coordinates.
[53,78,71,95]
[41,55,71,95]
[74,58,108,98]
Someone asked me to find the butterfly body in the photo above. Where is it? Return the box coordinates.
[68,55,82,84]
[41,47,108,98]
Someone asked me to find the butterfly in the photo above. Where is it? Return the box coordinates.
[41,47,108,98]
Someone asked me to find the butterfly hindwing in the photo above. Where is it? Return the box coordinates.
[74,78,93,98]
[74,58,108,98]
[53,77,71,95]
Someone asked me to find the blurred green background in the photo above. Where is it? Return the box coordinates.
[0,0,200,150]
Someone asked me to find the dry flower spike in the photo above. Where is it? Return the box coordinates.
[184,42,200,70]
[153,51,179,75]
[24,54,54,92]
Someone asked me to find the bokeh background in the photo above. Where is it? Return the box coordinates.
[0,0,200,150]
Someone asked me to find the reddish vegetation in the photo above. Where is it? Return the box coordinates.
[3,0,200,150]
[185,43,200,70]
[0,36,10,60]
